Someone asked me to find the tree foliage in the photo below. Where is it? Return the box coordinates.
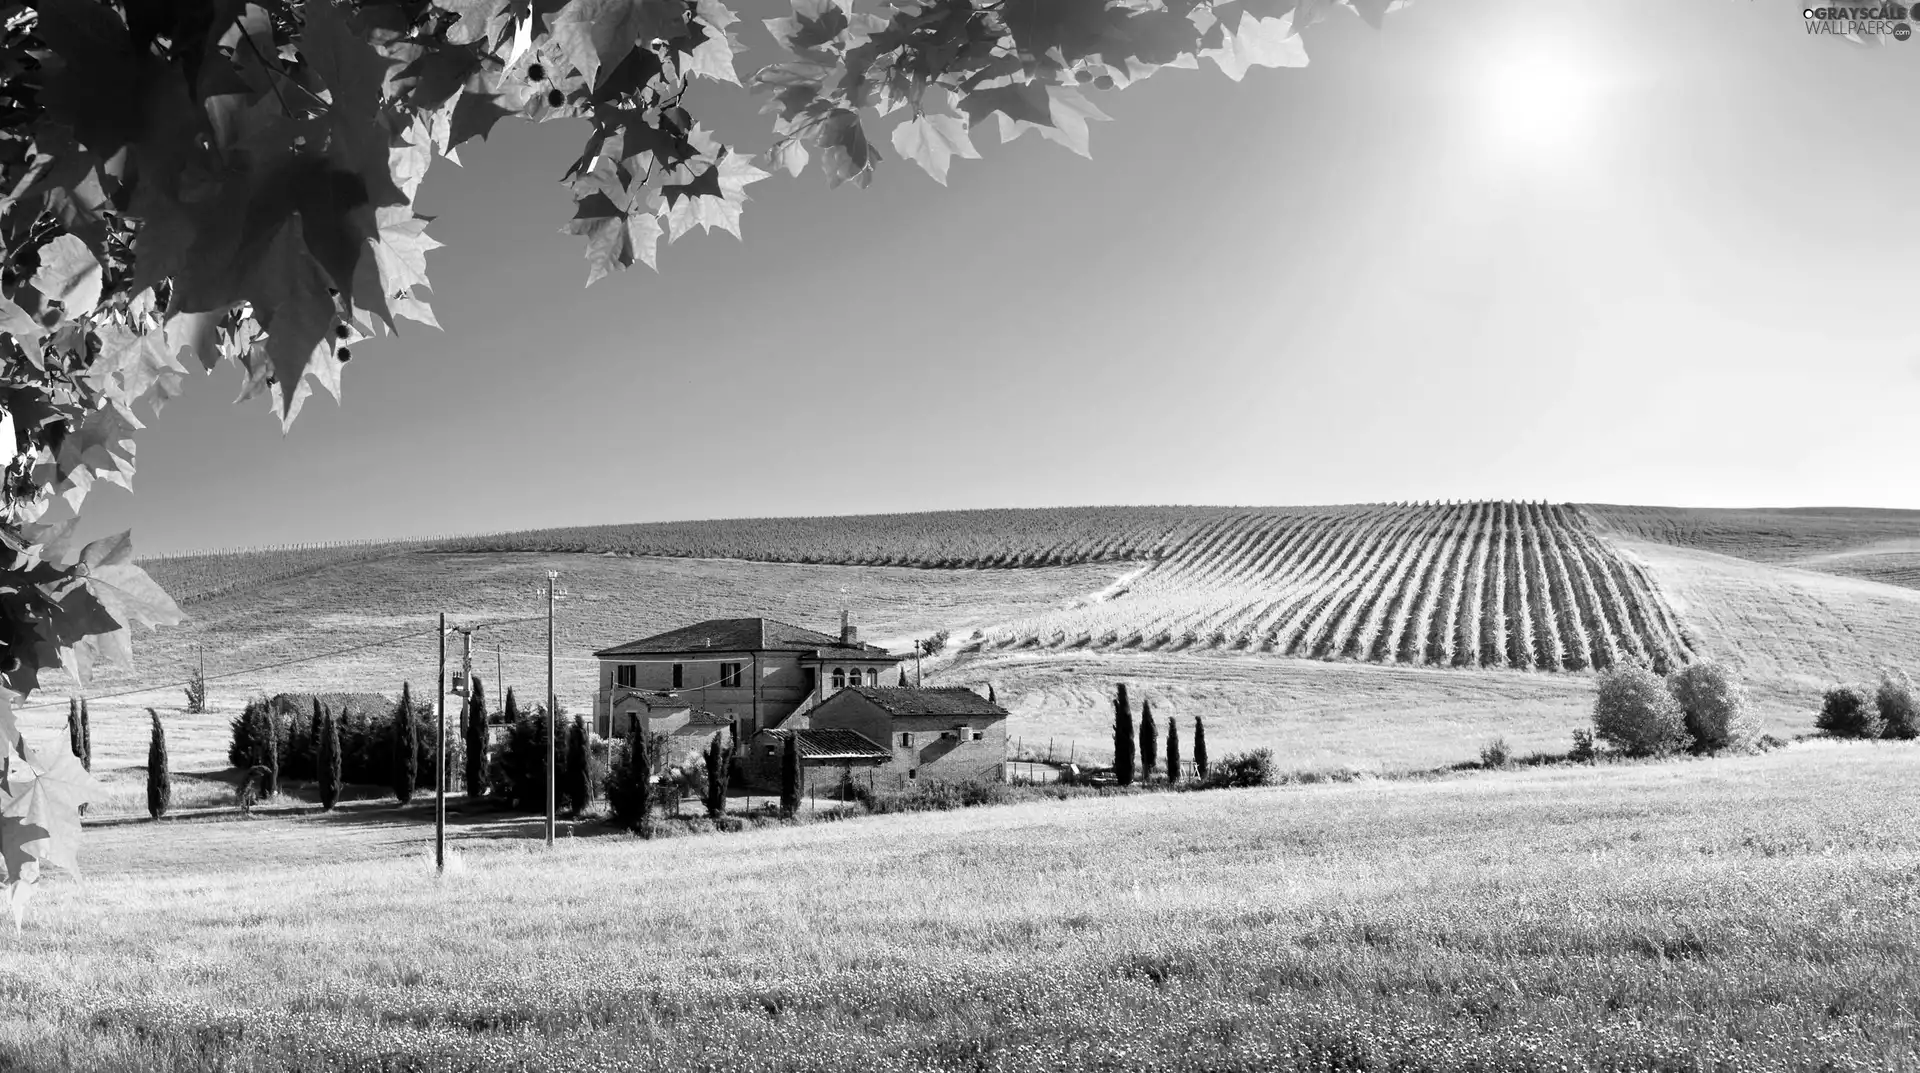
[1138,695,1156,781]
[1192,715,1207,780]
[145,707,169,818]
[391,681,417,802]
[1817,685,1881,740]
[1665,660,1756,755]
[1592,661,1687,758]
[0,0,1401,696]
[562,713,591,817]
[1111,682,1133,787]
[463,675,488,796]
[779,731,800,816]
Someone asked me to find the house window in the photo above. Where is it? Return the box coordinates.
[832,668,846,689]
[865,668,878,686]
[899,732,913,747]
[720,663,741,688]
[971,730,985,741]
[671,664,683,689]
[615,664,637,688]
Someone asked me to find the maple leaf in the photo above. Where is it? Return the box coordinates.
[30,236,103,316]
[89,323,189,417]
[809,109,878,189]
[890,113,978,185]
[1,719,97,880]
[751,61,834,125]
[77,531,185,634]
[0,296,46,359]
[998,0,1115,61]
[53,401,141,503]
[1201,11,1307,81]
[162,308,227,373]
[993,86,1111,158]
[562,191,663,284]
[246,217,340,425]
[765,0,851,59]
[958,83,1052,129]
[685,0,742,84]
[547,0,687,88]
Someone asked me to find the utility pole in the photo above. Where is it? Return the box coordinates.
[460,629,473,742]
[436,612,447,876]
[546,569,557,849]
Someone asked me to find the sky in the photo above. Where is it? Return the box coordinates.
[88,0,1920,555]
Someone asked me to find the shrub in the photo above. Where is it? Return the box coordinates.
[1875,670,1917,741]
[1666,660,1758,754]
[1479,738,1511,769]
[563,715,592,818]
[493,708,557,813]
[1817,686,1882,739]
[1204,748,1274,789]
[1570,728,1596,763]
[603,726,665,834]
[1592,661,1688,757]
[183,665,206,714]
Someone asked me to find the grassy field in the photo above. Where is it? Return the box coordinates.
[1587,505,1920,591]
[5,743,1916,1071]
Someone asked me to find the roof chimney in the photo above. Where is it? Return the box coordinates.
[841,610,857,646]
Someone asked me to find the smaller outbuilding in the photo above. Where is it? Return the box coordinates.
[796,686,1010,787]
[743,727,893,794]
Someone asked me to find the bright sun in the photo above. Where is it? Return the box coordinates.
[1476,52,1602,158]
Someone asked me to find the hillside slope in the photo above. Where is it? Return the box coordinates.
[56,501,1916,778]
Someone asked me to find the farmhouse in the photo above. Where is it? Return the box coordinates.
[754,686,1009,787]
[592,615,904,741]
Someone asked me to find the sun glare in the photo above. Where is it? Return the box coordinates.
[1475,51,1603,158]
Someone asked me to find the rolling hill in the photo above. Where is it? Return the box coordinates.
[16,501,1918,787]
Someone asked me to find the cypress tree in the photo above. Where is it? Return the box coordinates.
[987,683,997,705]
[703,732,730,818]
[262,705,280,799]
[631,722,654,837]
[307,703,323,781]
[465,677,489,798]
[779,734,802,817]
[319,705,342,811]
[67,697,81,759]
[1165,716,1180,785]
[79,699,91,771]
[1139,697,1157,783]
[564,714,591,818]
[897,667,908,686]
[1193,716,1209,781]
[392,682,418,804]
[146,708,171,819]
[1112,684,1135,787]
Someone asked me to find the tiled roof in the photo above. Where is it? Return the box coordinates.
[838,686,1007,718]
[594,617,896,659]
[763,727,892,761]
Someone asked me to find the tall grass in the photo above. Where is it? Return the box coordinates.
[4,744,1915,1072]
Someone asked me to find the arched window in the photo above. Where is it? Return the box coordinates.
[831,668,846,689]
[866,668,878,686]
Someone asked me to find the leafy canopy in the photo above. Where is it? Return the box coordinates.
[0,0,1401,695]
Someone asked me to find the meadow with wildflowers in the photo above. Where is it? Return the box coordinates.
[2,742,1917,1072]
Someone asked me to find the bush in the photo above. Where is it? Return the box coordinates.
[1203,748,1274,789]
[1875,670,1917,740]
[864,779,1017,814]
[602,727,667,833]
[1479,738,1511,769]
[1816,686,1882,739]
[1666,661,1758,754]
[1592,662,1688,757]
[1569,728,1596,763]
[493,708,560,813]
